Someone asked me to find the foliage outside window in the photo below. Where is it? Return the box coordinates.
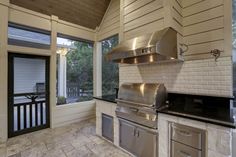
[102,35,119,95]
[233,1,236,107]
[233,2,236,49]
[56,37,93,105]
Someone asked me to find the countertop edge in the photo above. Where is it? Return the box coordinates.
[158,110,236,129]
[93,96,116,104]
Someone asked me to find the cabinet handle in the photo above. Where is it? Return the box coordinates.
[178,150,191,157]
[176,129,192,137]
[129,107,139,112]
[134,128,136,136]
[134,129,139,137]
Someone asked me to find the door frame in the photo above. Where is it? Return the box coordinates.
[8,52,50,138]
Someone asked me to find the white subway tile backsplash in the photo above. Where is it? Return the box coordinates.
[119,57,233,96]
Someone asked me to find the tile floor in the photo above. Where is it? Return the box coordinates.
[0,119,131,157]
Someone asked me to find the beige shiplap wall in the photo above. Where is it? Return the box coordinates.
[117,0,233,97]
[182,0,231,60]
[123,0,165,40]
[97,0,120,41]
[53,101,95,127]
[121,0,183,40]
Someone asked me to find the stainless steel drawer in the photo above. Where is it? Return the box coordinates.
[172,141,202,157]
[171,123,205,150]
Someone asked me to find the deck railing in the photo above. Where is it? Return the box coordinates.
[67,84,92,98]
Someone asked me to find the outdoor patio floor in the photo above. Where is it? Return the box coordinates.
[0,119,131,157]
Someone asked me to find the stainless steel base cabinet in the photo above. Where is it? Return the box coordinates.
[233,131,236,157]
[102,114,114,142]
[171,123,206,157]
[119,119,158,157]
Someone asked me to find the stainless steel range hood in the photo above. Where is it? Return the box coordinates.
[106,27,181,64]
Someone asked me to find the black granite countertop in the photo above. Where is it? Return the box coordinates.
[159,108,236,128]
[158,93,236,128]
[93,95,117,103]
[94,93,236,128]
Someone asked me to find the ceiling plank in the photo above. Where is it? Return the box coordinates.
[10,0,111,29]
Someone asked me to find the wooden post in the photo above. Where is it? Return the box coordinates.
[50,15,58,128]
[93,28,102,97]
[0,0,9,142]
[58,53,67,98]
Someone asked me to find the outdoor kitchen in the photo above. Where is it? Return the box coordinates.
[0,0,236,157]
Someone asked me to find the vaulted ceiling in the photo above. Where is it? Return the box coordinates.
[10,0,111,29]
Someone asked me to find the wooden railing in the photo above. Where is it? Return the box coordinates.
[13,100,46,131]
[67,85,79,98]
[12,92,48,133]
[66,85,92,98]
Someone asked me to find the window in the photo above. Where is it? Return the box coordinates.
[233,1,236,107]
[102,35,119,95]
[8,23,51,49]
[56,36,93,105]
[233,1,236,49]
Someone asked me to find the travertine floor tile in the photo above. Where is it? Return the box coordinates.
[1,119,131,157]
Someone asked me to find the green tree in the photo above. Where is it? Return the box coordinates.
[66,41,93,102]
[102,35,119,95]
[233,1,236,48]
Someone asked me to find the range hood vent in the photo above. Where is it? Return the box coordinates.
[106,27,182,64]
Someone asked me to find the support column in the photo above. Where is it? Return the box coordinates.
[93,29,102,97]
[0,0,9,142]
[50,15,58,128]
[58,53,67,98]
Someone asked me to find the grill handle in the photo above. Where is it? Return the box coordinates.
[115,99,154,108]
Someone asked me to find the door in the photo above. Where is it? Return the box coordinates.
[135,127,157,157]
[8,53,50,137]
[102,114,114,142]
[119,120,136,154]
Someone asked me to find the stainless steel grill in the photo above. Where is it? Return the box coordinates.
[116,83,166,129]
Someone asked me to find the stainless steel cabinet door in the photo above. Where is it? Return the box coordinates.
[135,128,157,157]
[102,114,114,142]
[119,120,136,154]
[233,131,236,157]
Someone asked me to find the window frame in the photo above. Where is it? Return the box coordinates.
[100,34,119,96]
[8,23,51,49]
[56,34,94,105]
